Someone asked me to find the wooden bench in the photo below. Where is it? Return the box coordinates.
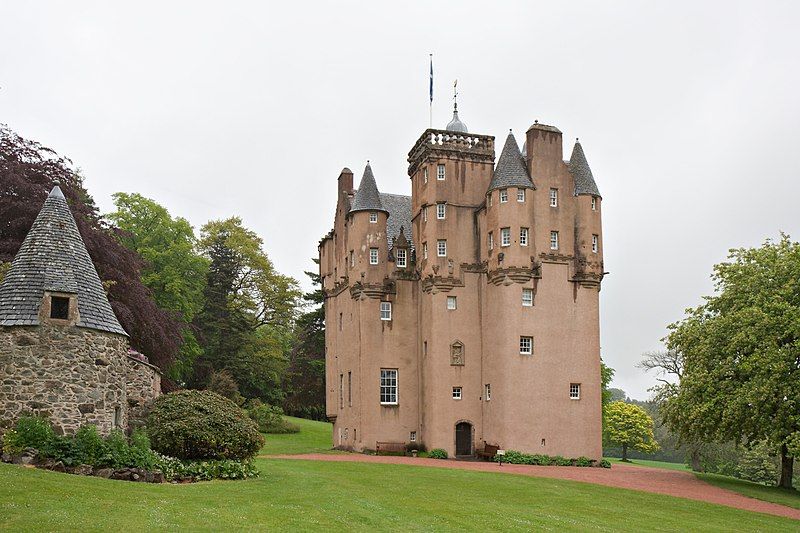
[375,441,406,455]
[477,443,499,460]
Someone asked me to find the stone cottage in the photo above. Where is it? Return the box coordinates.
[0,184,161,435]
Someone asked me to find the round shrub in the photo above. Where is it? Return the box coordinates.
[429,448,448,459]
[147,390,264,460]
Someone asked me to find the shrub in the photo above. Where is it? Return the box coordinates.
[575,456,594,467]
[147,390,264,460]
[247,403,300,434]
[429,448,448,459]
[553,455,572,466]
[74,425,105,465]
[206,370,245,406]
[599,459,612,468]
[405,442,427,453]
[2,415,54,454]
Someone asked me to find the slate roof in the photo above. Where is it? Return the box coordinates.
[380,193,413,250]
[0,185,128,335]
[488,132,534,192]
[349,163,388,214]
[569,140,601,197]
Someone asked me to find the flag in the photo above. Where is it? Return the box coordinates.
[429,55,433,103]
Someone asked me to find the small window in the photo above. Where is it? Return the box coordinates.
[423,341,428,356]
[501,227,511,247]
[570,383,581,400]
[350,251,355,267]
[113,406,122,429]
[487,193,493,207]
[50,296,70,320]
[499,189,508,203]
[410,431,417,442]
[592,234,599,254]
[380,369,398,405]
[339,312,343,331]
[522,288,534,307]
[339,373,344,409]
[437,164,445,180]
[423,242,428,259]
[520,336,533,355]
[424,167,428,184]
[520,227,529,246]
[550,231,559,250]
[452,387,462,400]
[447,296,457,310]
[437,239,447,257]
[437,203,446,220]
[380,302,392,321]
[550,188,558,207]
[484,383,491,401]
[488,232,494,251]
[591,197,597,211]
[369,212,378,223]
[423,206,428,222]
[348,372,352,406]
[370,248,379,265]
[517,189,525,202]
[396,248,407,268]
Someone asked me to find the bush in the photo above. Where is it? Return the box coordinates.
[147,390,264,460]
[575,456,594,467]
[405,442,427,453]
[429,448,448,459]
[2,415,54,454]
[494,450,604,468]
[206,370,245,406]
[599,459,612,468]
[553,455,572,466]
[247,402,300,434]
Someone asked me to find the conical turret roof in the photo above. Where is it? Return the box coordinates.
[0,185,128,335]
[569,140,601,196]
[349,163,388,214]
[488,132,534,192]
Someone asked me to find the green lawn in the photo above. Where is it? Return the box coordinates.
[259,416,333,456]
[698,472,800,511]
[604,457,692,472]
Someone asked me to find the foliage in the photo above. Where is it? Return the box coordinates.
[600,360,615,407]
[603,401,659,460]
[0,126,183,370]
[494,451,602,467]
[153,455,258,481]
[428,448,448,459]
[206,369,245,405]
[147,390,263,460]
[1,415,54,454]
[599,459,612,468]
[663,234,800,488]
[247,401,300,434]
[735,441,780,485]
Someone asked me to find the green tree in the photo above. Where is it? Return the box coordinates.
[604,401,659,461]
[601,360,615,407]
[664,234,800,488]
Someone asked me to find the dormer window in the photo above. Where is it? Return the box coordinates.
[50,296,70,320]
[499,189,508,203]
[369,212,378,223]
[437,164,445,180]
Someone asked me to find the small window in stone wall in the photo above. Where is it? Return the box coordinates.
[113,406,122,429]
[50,296,70,320]
[450,341,464,366]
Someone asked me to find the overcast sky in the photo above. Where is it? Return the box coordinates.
[2,1,799,399]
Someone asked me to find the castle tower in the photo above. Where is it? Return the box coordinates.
[0,184,156,435]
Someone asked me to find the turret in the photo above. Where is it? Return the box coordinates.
[569,140,603,283]
[348,163,390,285]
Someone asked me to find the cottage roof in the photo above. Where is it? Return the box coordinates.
[569,140,601,197]
[488,132,534,192]
[0,185,128,335]
[349,163,388,214]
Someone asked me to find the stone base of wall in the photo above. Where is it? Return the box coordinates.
[125,356,161,430]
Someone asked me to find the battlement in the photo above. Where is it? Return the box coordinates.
[407,129,495,176]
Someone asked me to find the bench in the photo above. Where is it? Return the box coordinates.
[376,441,406,455]
[477,443,500,460]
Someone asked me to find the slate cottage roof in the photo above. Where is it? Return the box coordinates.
[0,184,128,336]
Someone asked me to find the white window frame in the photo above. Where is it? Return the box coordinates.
[436,203,446,220]
[484,383,491,401]
[592,234,599,254]
[380,301,392,321]
[501,227,511,247]
[452,386,462,400]
[591,197,597,211]
[437,164,445,181]
[396,248,407,268]
[447,296,457,310]
[350,250,354,267]
[423,242,428,259]
[369,248,379,265]
[424,167,428,184]
[520,227,529,246]
[522,288,533,307]
[520,336,533,355]
[422,206,428,222]
[437,239,447,257]
[369,212,378,223]
[488,232,494,250]
[410,431,417,442]
[517,189,525,202]
[499,189,508,203]
[550,188,558,207]
[570,383,581,400]
[550,231,559,250]
[380,369,398,405]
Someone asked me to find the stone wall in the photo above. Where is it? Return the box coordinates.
[0,324,130,435]
[125,356,161,430]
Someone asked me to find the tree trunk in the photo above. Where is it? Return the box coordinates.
[690,449,702,472]
[622,443,628,462]
[779,443,795,490]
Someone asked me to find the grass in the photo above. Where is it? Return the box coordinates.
[258,416,333,456]
[2,459,798,531]
[698,472,800,511]
[604,457,692,472]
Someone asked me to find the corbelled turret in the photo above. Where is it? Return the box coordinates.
[569,140,601,197]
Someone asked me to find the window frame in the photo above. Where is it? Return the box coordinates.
[452,386,462,400]
[437,239,447,257]
[437,164,445,181]
[519,336,533,355]
[501,227,511,247]
[522,288,534,307]
[592,234,599,254]
[570,383,581,400]
[380,301,392,321]
[423,242,428,259]
[550,231,559,250]
[517,189,525,202]
[422,206,428,222]
[499,189,508,203]
[488,231,494,251]
[424,167,428,184]
[591,197,597,211]
[520,227,529,246]
[369,248,379,265]
[436,203,446,220]
[550,188,558,207]
[484,383,491,401]
[369,212,378,223]
[410,431,417,442]
[396,248,407,267]
[380,368,398,405]
[446,296,457,310]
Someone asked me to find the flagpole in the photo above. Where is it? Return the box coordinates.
[429,53,433,130]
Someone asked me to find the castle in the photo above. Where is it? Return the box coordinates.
[319,104,605,458]
[0,184,161,435]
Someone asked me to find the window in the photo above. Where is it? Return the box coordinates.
[50,296,70,320]
[520,227,529,246]
[113,406,122,429]
[520,336,533,355]
[339,312,343,331]
[499,189,508,203]
[452,387,462,400]
[447,296,457,310]
[488,232,494,250]
[380,369,398,405]
[423,341,427,356]
[348,371,352,406]
[437,239,447,257]
[369,212,378,223]
[424,167,428,184]
[570,383,581,400]
[550,231,559,250]
[396,248,407,268]
[501,227,511,247]
[591,197,597,211]
[484,383,491,401]
[339,373,344,409]
[410,431,417,442]
[517,189,525,202]
[437,164,445,180]
[487,193,492,207]
[437,203,446,219]
[423,206,428,222]
[592,234,599,254]
[369,248,379,265]
[522,288,534,307]
[550,188,558,207]
[349,250,354,267]
[380,302,392,321]
[423,242,428,259]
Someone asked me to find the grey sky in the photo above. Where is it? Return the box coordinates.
[2,1,799,399]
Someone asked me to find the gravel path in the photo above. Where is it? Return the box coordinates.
[269,453,800,520]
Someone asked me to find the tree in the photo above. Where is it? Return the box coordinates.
[601,360,615,407]
[664,235,800,488]
[604,401,659,461]
[0,125,183,371]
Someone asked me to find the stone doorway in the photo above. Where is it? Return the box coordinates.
[455,422,473,456]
